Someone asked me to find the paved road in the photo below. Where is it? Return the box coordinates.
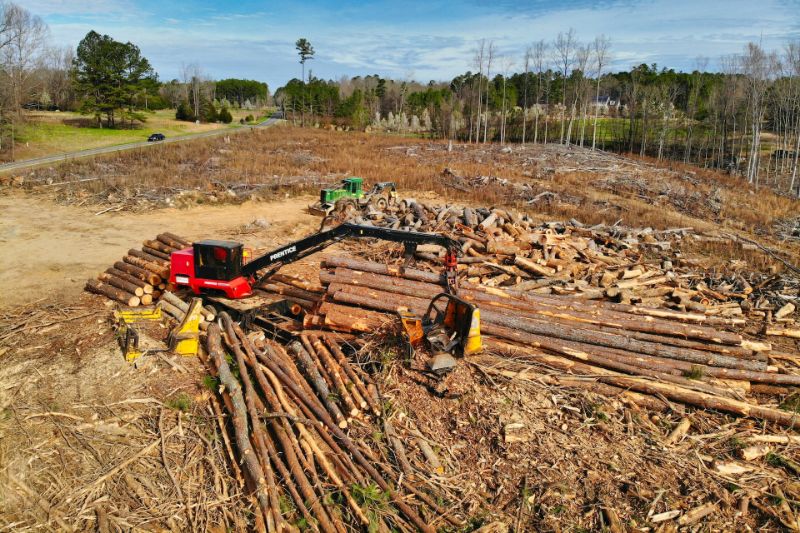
[0,112,284,174]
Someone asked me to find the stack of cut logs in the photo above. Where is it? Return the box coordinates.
[338,197,798,328]
[206,313,456,531]
[306,256,800,428]
[259,273,325,312]
[85,232,189,306]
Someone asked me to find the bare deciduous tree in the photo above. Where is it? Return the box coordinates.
[472,40,486,144]
[483,41,495,143]
[554,28,576,144]
[2,3,48,113]
[531,40,547,144]
[591,35,610,151]
[521,45,531,144]
[741,43,776,186]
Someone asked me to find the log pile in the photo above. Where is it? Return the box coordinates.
[84,233,189,306]
[333,196,798,329]
[258,272,325,313]
[205,313,456,531]
[306,256,800,428]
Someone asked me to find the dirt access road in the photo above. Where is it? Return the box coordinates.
[0,191,319,309]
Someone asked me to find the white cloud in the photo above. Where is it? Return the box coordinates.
[36,0,800,88]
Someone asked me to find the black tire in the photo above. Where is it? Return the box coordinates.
[374,197,388,210]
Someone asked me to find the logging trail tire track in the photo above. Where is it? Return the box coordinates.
[0,191,319,309]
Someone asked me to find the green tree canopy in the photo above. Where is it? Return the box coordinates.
[216,78,269,107]
[72,30,155,127]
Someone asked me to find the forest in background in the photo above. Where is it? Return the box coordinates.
[275,35,800,197]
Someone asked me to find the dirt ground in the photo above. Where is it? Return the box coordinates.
[0,191,321,309]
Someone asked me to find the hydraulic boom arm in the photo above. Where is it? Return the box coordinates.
[243,223,461,291]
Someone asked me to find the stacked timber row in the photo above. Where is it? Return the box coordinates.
[258,272,325,313]
[205,313,456,531]
[335,197,798,326]
[307,256,800,428]
[84,232,189,307]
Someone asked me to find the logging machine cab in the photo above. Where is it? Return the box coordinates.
[170,240,253,298]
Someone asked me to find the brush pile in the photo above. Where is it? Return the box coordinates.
[205,313,459,531]
[84,233,188,306]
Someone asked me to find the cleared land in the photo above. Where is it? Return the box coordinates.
[2,126,800,531]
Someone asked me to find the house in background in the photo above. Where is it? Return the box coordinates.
[590,95,621,115]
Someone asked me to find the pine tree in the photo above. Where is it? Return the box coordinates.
[72,30,154,127]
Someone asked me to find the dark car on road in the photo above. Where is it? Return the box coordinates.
[147,133,165,142]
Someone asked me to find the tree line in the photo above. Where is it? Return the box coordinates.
[276,34,800,197]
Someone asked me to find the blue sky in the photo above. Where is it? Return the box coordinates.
[25,0,800,90]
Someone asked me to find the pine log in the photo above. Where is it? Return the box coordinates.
[260,284,321,303]
[775,303,796,319]
[142,239,176,254]
[514,256,556,276]
[489,340,800,428]
[286,340,348,429]
[313,302,390,333]
[464,207,478,226]
[159,299,185,320]
[471,284,745,345]
[142,246,171,261]
[221,317,336,532]
[254,348,435,532]
[321,256,442,284]
[157,233,190,249]
[309,336,360,417]
[324,259,746,346]
[114,261,161,285]
[98,273,144,297]
[161,291,189,313]
[765,327,800,339]
[85,279,140,306]
[206,323,274,529]
[128,248,169,265]
[106,268,153,293]
[481,323,747,396]
[269,273,325,293]
[123,255,169,278]
[328,283,792,386]
[162,231,190,245]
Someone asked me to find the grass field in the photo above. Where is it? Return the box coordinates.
[10,108,270,161]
